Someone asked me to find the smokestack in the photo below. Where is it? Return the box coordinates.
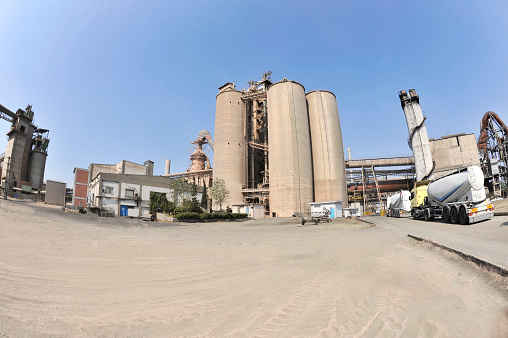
[165,159,171,175]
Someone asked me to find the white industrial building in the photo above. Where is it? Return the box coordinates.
[309,201,344,218]
[88,173,202,217]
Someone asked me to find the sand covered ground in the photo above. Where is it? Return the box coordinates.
[0,199,507,337]
[494,197,508,214]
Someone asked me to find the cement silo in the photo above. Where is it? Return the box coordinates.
[213,83,246,207]
[267,80,314,217]
[306,90,347,204]
[29,150,47,191]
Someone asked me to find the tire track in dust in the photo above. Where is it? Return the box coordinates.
[253,276,326,337]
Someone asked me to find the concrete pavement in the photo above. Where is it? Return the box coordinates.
[368,214,508,271]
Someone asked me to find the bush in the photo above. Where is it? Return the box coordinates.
[174,200,203,214]
[149,192,175,216]
[174,211,203,219]
[173,212,248,220]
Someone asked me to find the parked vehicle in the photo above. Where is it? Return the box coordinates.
[411,165,494,224]
[386,190,411,217]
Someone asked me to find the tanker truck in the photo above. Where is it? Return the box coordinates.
[411,165,494,224]
[386,190,411,217]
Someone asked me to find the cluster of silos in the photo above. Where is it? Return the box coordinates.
[213,78,347,216]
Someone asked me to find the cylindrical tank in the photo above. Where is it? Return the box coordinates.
[29,150,47,191]
[213,86,246,207]
[165,159,171,175]
[427,165,485,206]
[306,90,347,204]
[267,80,314,217]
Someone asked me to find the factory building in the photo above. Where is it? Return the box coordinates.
[0,104,50,193]
[213,73,347,217]
[88,159,154,182]
[88,172,203,217]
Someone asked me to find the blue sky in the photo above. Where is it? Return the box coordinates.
[1,0,507,186]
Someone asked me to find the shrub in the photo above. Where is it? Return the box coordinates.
[173,212,248,220]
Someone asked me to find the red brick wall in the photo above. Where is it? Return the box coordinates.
[75,169,88,184]
[75,184,87,199]
[74,198,86,207]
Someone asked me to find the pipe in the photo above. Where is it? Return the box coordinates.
[345,157,414,168]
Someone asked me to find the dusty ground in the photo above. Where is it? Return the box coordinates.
[494,197,508,214]
[0,199,507,337]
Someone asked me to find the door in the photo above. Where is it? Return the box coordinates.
[330,207,335,218]
[120,205,128,216]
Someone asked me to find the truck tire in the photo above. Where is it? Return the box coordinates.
[443,207,451,223]
[459,206,469,225]
[450,207,459,224]
[424,209,434,221]
[412,209,417,220]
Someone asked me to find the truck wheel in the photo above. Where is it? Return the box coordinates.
[459,206,469,225]
[302,220,305,225]
[450,207,459,224]
[412,209,417,220]
[443,207,451,223]
[424,209,430,221]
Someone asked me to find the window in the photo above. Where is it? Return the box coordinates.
[125,189,135,197]
[20,125,25,133]
[104,186,113,194]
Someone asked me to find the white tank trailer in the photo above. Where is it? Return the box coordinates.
[412,165,494,224]
[386,190,411,218]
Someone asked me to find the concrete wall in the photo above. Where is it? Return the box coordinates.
[430,133,481,178]
[45,180,66,206]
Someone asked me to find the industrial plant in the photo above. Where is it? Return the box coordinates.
[2,73,506,219]
[0,103,50,195]
[213,72,347,217]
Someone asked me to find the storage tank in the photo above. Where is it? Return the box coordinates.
[427,165,486,206]
[267,80,314,217]
[213,83,246,207]
[306,90,347,204]
[29,150,47,191]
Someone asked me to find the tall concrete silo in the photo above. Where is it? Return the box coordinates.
[267,80,314,217]
[29,150,47,191]
[213,83,246,207]
[306,90,347,204]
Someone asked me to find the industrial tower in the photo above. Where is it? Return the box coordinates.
[0,103,50,192]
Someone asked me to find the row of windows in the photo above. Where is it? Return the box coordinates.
[103,186,136,197]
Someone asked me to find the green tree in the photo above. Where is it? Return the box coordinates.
[201,184,208,209]
[169,178,196,207]
[210,178,230,211]
[149,192,175,217]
